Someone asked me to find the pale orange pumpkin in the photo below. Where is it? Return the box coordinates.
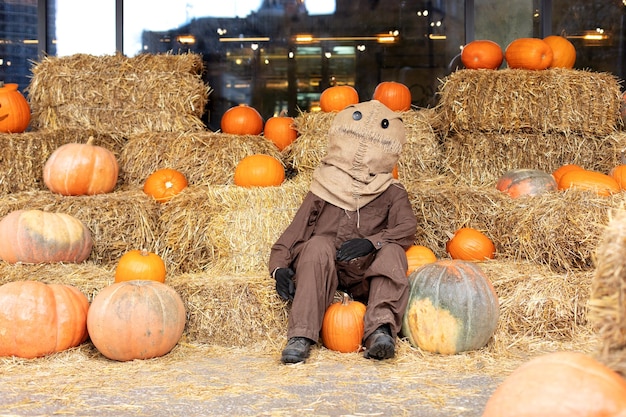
[43,136,119,196]
[320,85,359,112]
[115,249,166,283]
[221,104,264,135]
[558,169,620,196]
[543,35,576,68]
[87,280,186,361]
[143,168,188,203]
[372,81,412,112]
[0,82,31,133]
[321,292,366,353]
[263,116,298,151]
[505,38,554,70]
[461,40,504,70]
[405,245,437,276]
[0,209,92,264]
[446,227,495,261]
[0,281,89,358]
[234,154,285,187]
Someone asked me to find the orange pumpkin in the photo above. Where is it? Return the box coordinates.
[87,280,186,361]
[483,351,626,416]
[392,164,399,179]
[0,281,89,358]
[0,209,92,264]
[221,104,264,135]
[321,292,366,353]
[143,168,188,203]
[609,165,626,190]
[115,249,166,283]
[461,40,504,70]
[320,85,359,112]
[263,116,298,151]
[405,245,437,276]
[0,81,30,133]
[543,35,576,68]
[558,169,620,196]
[234,154,285,187]
[43,136,119,196]
[372,81,412,112]
[496,169,557,198]
[505,38,554,70]
[552,163,585,184]
[446,227,495,261]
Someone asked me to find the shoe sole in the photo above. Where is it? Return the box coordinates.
[364,341,395,360]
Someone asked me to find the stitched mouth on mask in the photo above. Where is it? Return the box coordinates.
[330,126,403,154]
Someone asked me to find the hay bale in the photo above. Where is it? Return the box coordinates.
[437,68,622,135]
[27,53,209,135]
[0,129,125,194]
[157,181,310,275]
[0,189,161,266]
[442,130,626,186]
[119,131,283,186]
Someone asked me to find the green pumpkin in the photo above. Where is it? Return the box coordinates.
[402,259,499,354]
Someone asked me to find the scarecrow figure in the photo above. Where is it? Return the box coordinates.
[269,99,418,364]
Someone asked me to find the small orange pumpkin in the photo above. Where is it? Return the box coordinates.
[543,35,576,69]
[115,249,166,283]
[143,168,188,203]
[446,227,495,261]
[0,81,31,133]
[461,40,504,70]
[321,292,366,353]
[263,116,298,151]
[372,81,412,112]
[43,136,119,196]
[505,38,554,70]
[609,165,626,190]
[221,104,264,135]
[234,154,285,187]
[552,163,585,184]
[392,164,399,179]
[558,169,620,196]
[320,85,359,112]
[405,245,437,276]
[496,169,557,198]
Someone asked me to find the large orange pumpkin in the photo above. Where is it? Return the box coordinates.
[461,40,504,70]
[115,249,167,283]
[558,169,620,196]
[320,85,359,112]
[263,116,298,151]
[0,209,92,264]
[496,168,557,198]
[402,260,499,354]
[405,245,437,276]
[446,227,495,261]
[609,164,626,190]
[0,281,89,358]
[87,280,186,361]
[143,168,188,203]
[552,163,585,184]
[321,292,366,353]
[483,351,626,416]
[234,154,285,187]
[0,82,30,133]
[543,35,576,68]
[372,81,412,112]
[505,38,554,70]
[43,136,119,196]
[221,104,264,135]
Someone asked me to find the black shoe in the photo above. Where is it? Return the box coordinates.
[364,325,395,360]
[281,337,313,364]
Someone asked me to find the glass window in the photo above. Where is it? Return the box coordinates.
[55,0,116,56]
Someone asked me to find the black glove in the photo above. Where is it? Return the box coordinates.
[336,238,376,262]
[274,267,295,301]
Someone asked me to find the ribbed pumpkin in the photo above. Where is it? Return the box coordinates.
[609,165,626,190]
[505,38,554,70]
[402,260,499,354]
[87,280,186,361]
[461,40,504,70]
[552,163,584,184]
[0,281,89,358]
[321,292,366,353]
[320,85,359,112]
[543,35,576,68]
[43,136,119,196]
[372,81,412,112]
[115,249,166,283]
[221,104,264,135]
[496,169,557,198]
[143,168,188,203]
[234,154,285,187]
[483,351,626,417]
[446,227,495,261]
[405,245,437,276]
[263,116,298,151]
[558,169,620,196]
[0,209,92,264]
[0,82,31,133]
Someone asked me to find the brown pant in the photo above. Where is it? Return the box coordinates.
[287,235,409,343]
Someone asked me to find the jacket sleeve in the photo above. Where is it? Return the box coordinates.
[367,184,417,251]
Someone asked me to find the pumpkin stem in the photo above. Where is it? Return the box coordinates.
[86,136,95,146]
[0,81,4,88]
[341,292,351,305]
[140,248,149,256]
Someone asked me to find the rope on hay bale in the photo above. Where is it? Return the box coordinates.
[436,68,622,135]
[27,52,210,135]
